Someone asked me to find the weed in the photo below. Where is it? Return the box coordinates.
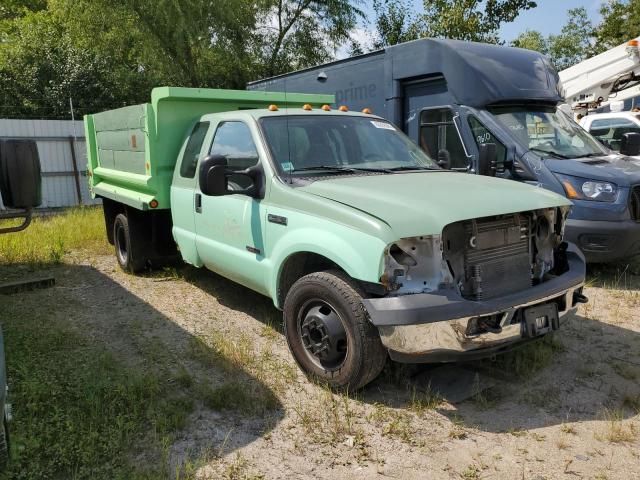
[600,410,638,443]
[560,423,577,435]
[460,464,482,479]
[622,394,640,413]
[492,334,564,378]
[409,385,442,414]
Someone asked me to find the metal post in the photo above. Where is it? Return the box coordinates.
[68,137,82,205]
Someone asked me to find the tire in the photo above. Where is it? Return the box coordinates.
[113,213,147,273]
[283,270,387,390]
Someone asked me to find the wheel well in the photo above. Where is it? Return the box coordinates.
[277,252,340,308]
[99,197,177,259]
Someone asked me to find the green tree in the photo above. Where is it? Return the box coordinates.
[511,29,548,54]
[595,0,640,53]
[255,0,365,76]
[371,0,422,48]
[419,0,537,43]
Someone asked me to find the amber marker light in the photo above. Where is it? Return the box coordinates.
[629,39,639,47]
[149,199,159,209]
[302,104,313,110]
[338,105,349,112]
[268,104,279,111]
[561,180,580,199]
[362,107,372,114]
[321,104,331,111]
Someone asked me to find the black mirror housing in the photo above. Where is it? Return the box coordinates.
[477,143,497,177]
[199,154,228,196]
[620,132,640,156]
[0,140,42,209]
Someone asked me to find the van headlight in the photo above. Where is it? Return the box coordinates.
[555,174,618,202]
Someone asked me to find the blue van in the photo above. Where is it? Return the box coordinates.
[248,38,640,263]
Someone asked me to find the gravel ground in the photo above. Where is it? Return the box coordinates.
[6,253,640,479]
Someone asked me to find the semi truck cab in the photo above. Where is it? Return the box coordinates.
[248,39,640,263]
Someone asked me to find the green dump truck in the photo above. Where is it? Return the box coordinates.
[85,87,587,389]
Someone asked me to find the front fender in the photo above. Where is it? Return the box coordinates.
[268,226,387,307]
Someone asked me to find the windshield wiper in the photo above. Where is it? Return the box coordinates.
[529,147,572,159]
[572,152,605,159]
[291,165,392,174]
[386,165,439,171]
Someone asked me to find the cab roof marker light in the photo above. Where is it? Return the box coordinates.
[303,104,312,111]
[321,104,331,111]
[338,105,348,112]
[362,108,372,114]
[268,104,279,111]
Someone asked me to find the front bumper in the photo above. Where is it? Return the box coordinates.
[362,249,586,362]
[564,218,640,263]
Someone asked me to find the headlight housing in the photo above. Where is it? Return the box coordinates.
[555,173,618,202]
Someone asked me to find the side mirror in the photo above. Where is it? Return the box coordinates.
[0,140,42,209]
[436,149,451,169]
[199,154,229,196]
[199,154,264,198]
[620,132,640,156]
[477,143,497,177]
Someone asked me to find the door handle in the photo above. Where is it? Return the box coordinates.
[195,193,202,213]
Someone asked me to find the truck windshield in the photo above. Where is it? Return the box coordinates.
[489,106,609,159]
[260,115,438,175]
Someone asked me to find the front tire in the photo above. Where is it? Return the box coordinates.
[283,270,387,390]
[113,213,147,273]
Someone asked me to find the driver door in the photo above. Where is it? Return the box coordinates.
[194,120,269,294]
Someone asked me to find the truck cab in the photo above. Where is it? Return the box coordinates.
[248,39,640,264]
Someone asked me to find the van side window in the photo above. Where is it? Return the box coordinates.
[589,117,640,151]
[179,121,210,178]
[210,121,259,170]
[419,108,468,168]
[468,117,507,166]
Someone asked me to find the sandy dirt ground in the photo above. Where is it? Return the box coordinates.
[6,254,640,479]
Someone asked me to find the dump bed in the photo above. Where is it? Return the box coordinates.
[85,87,333,210]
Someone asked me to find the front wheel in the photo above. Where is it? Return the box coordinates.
[283,270,387,390]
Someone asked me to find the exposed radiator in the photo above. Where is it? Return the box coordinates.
[461,215,532,301]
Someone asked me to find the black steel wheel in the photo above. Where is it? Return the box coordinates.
[284,270,387,390]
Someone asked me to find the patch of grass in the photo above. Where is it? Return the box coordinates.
[611,361,639,381]
[622,394,640,413]
[409,385,442,415]
[460,464,482,479]
[1,304,192,479]
[599,410,638,443]
[492,334,565,378]
[560,423,577,435]
[197,380,278,415]
[0,207,109,265]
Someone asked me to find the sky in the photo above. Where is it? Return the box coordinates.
[357,0,602,43]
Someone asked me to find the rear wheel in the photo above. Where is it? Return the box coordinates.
[283,270,387,390]
[0,414,9,470]
[113,213,147,273]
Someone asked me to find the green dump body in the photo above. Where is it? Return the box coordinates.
[84,87,334,210]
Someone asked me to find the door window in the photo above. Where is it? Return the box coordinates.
[419,108,468,168]
[179,121,210,178]
[209,121,260,190]
[589,117,640,151]
[468,116,507,167]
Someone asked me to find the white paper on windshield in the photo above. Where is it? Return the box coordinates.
[370,121,395,130]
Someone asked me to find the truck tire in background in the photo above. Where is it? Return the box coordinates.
[113,213,148,273]
[0,416,8,469]
[283,270,387,390]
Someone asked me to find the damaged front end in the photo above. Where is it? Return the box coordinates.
[364,207,587,362]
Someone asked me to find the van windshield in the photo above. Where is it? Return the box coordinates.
[489,106,609,159]
[260,115,439,175]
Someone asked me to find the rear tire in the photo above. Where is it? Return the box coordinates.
[113,213,147,273]
[0,415,9,470]
[283,270,387,390]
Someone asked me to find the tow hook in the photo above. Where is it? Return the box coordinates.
[573,291,588,304]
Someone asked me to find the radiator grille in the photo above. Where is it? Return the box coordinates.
[631,186,640,222]
[462,216,532,301]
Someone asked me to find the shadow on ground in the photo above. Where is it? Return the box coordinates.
[181,263,640,434]
[0,263,284,479]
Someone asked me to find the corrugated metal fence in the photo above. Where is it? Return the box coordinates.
[0,119,99,209]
